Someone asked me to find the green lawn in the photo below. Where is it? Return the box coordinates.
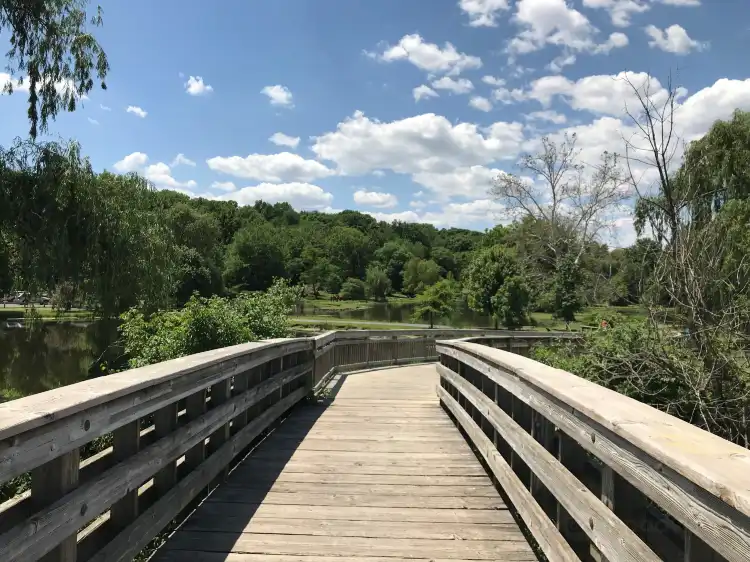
[302,292,419,312]
[0,306,96,322]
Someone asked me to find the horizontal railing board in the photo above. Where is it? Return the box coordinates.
[0,361,311,562]
[438,341,750,562]
[88,386,308,562]
[0,339,309,441]
[438,364,660,562]
[437,385,580,562]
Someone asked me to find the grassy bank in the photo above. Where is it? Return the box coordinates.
[302,293,419,312]
[0,306,95,322]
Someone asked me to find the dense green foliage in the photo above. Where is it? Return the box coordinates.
[120,279,302,368]
[412,279,459,328]
[463,246,530,329]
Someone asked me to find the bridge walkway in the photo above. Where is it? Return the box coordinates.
[154,364,537,561]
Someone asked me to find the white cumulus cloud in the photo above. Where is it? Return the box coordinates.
[311,110,524,176]
[220,182,333,210]
[508,0,629,59]
[211,181,237,192]
[171,153,196,167]
[525,110,567,124]
[413,85,439,102]
[206,152,334,182]
[184,75,214,96]
[460,0,511,27]
[269,132,301,148]
[261,85,294,107]
[432,76,474,95]
[367,34,482,76]
[645,24,707,54]
[353,189,399,209]
[113,152,149,173]
[126,106,147,118]
[469,96,493,112]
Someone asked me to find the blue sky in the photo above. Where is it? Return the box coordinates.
[2,0,749,246]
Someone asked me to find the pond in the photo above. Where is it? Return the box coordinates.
[298,299,497,328]
[0,320,124,400]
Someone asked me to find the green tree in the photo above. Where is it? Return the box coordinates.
[412,279,457,328]
[223,221,285,292]
[553,255,582,328]
[121,279,301,368]
[326,226,372,279]
[0,140,176,317]
[340,278,366,300]
[365,265,392,301]
[463,246,530,329]
[402,258,441,296]
[1,0,109,138]
[374,241,413,293]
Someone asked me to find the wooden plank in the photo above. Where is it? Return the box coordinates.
[220,471,489,486]
[265,439,471,453]
[269,432,466,441]
[233,460,488,476]
[181,501,514,524]
[437,385,581,562]
[161,532,535,559]
[88,387,307,562]
[0,363,310,562]
[250,450,475,462]
[154,554,536,562]
[31,450,80,562]
[223,481,498,497]
[439,343,750,562]
[205,489,506,509]
[0,340,311,483]
[182,516,520,539]
[440,364,660,562]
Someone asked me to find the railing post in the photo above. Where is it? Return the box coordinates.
[591,465,615,562]
[209,378,232,486]
[364,336,370,367]
[110,420,140,530]
[31,450,80,562]
[154,403,178,496]
[392,335,398,365]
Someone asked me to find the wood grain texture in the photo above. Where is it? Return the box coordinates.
[439,342,750,562]
[154,364,536,561]
[439,364,660,562]
[437,385,580,562]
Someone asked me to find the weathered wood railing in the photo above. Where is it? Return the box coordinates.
[310,329,563,392]
[437,339,750,562]
[0,329,563,562]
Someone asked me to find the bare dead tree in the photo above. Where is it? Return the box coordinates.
[490,133,630,267]
[620,72,750,446]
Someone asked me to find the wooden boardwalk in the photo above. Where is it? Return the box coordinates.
[154,364,537,561]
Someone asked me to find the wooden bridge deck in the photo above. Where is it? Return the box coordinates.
[154,364,537,561]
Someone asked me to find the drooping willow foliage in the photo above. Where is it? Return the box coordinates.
[1,0,109,138]
[0,138,177,317]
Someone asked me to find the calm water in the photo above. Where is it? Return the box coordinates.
[298,300,497,328]
[0,320,123,399]
[0,301,493,400]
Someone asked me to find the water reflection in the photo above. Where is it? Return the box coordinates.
[0,320,123,399]
[299,300,495,328]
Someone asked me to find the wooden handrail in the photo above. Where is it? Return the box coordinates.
[0,329,562,562]
[436,339,750,562]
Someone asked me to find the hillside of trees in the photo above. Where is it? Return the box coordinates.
[0,135,659,326]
